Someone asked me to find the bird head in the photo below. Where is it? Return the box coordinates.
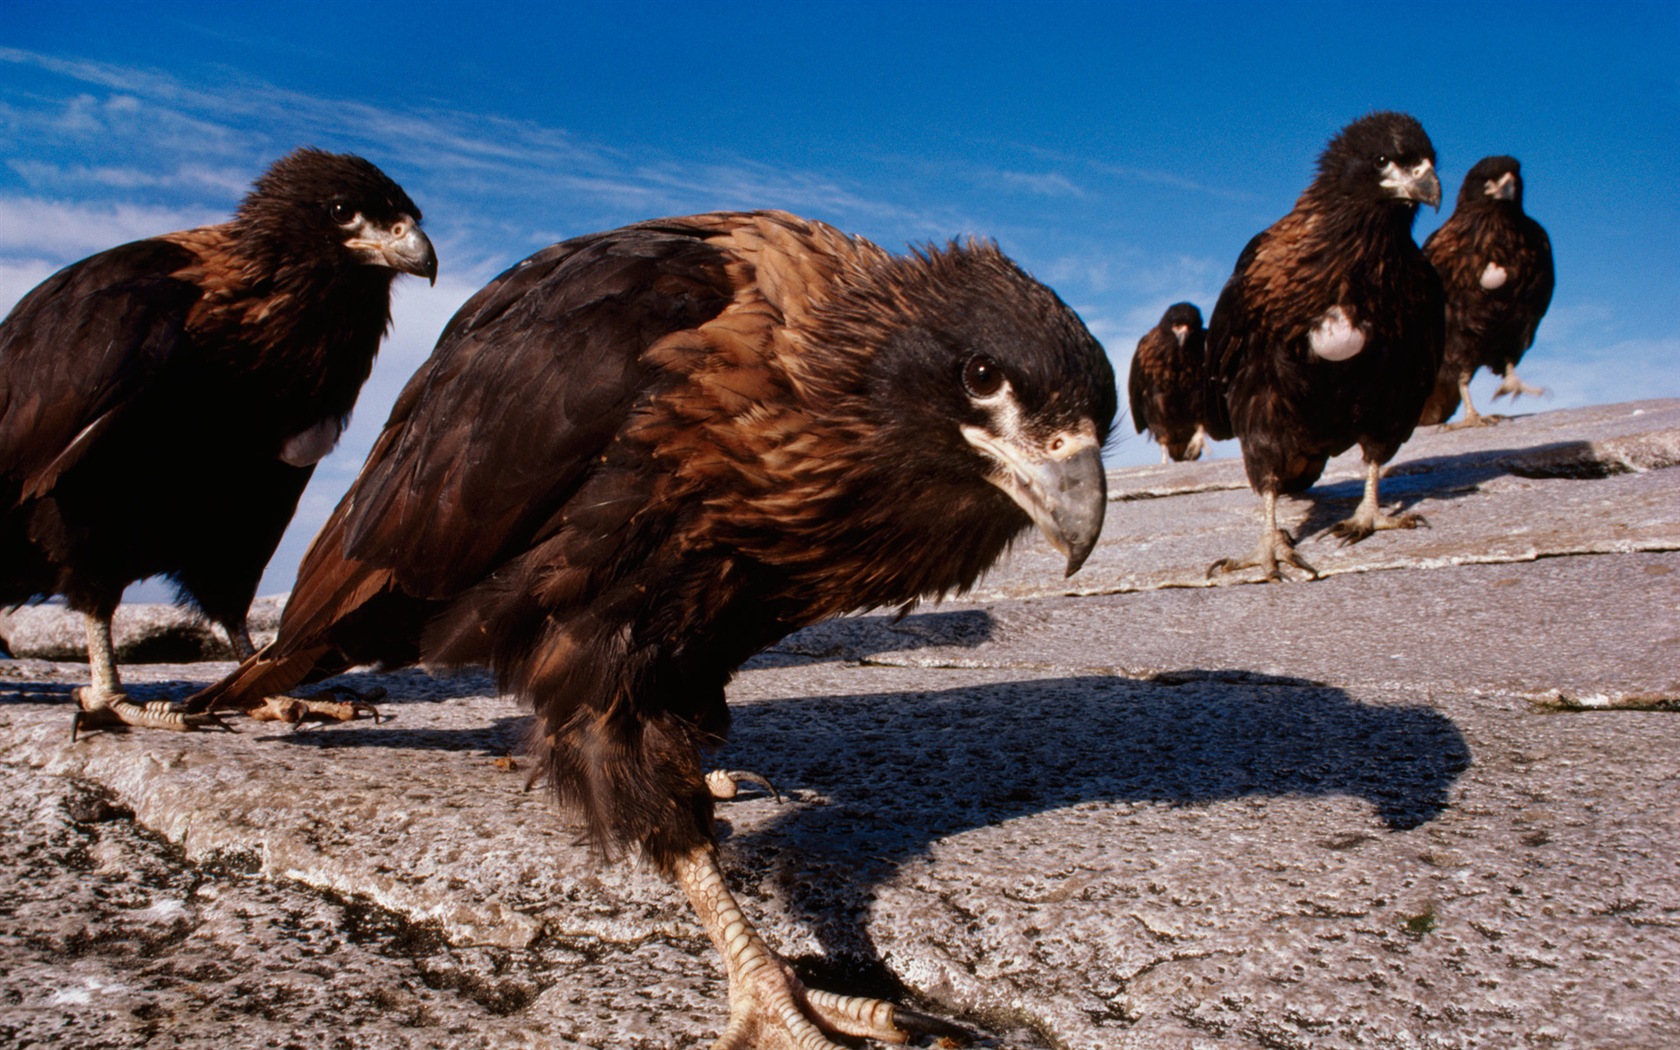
[1462,155,1524,207]
[1316,111,1441,212]
[832,242,1117,577]
[237,147,438,284]
[1161,301,1204,348]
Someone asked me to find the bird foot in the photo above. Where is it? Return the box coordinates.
[70,687,232,741]
[1438,412,1504,431]
[1206,529,1318,582]
[247,685,386,729]
[1328,510,1428,546]
[1183,426,1208,462]
[706,769,782,803]
[678,847,973,1050]
[1492,376,1546,402]
[715,956,966,1050]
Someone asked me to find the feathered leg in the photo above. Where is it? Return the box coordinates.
[1440,371,1507,430]
[1492,364,1545,403]
[675,847,963,1050]
[1207,490,1318,582]
[71,614,226,739]
[1328,459,1427,544]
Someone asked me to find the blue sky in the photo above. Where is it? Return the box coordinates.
[3,0,1677,599]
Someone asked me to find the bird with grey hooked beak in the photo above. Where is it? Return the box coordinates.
[0,147,435,735]
[1419,155,1555,429]
[188,209,1114,1049]
[1204,111,1445,580]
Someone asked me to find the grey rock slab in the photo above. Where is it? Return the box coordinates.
[0,757,720,1050]
[0,596,284,662]
[0,661,1052,1048]
[779,551,1680,704]
[980,399,1680,600]
[6,653,1679,1048]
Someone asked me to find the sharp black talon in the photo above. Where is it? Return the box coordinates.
[729,770,782,803]
[893,1006,975,1043]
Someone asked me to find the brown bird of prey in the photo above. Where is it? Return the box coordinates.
[1128,301,1210,461]
[1418,155,1555,428]
[188,211,1115,1047]
[0,148,435,733]
[1205,112,1445,580]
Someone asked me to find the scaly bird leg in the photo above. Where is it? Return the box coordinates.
[675,847,966,1050]
[1492,366,1546,403]
[1328,459,1427,545]
[1207,490,1318,582]
[1184,424,1208,462]
[1439,372,1501,430]
[71,614,230,740]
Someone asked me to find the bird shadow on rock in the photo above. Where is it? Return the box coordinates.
[0,676,206,705]
[1290,440,1613,543]
[720,670,1469,989]
[301,665,502,705]
[758,609,997,666]
[273,712,531,756]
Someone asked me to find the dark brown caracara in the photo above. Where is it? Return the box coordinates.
[1418,155,1555,428]
[0,148,435,733]
[188,210,1116,1048]
[1205,112,1445,580]
[1128,301,1210,461]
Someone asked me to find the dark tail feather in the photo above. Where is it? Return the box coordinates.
[186,644,332,713]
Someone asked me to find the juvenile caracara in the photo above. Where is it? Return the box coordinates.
[1419,155,1555,428]
[1128,301,1210,461]
[190,211,1115,1047]
[0,148,435,732]
[1205,112,1445,580]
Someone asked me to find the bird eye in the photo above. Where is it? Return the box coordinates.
[962,355,1005,398]
[329,201,358,226]
[1373,155,1389,169]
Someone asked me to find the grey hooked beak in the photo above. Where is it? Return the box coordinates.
[1381,159,1442,211]
[348,214,438,285]
[1487,171,1518,201]
[963,423,1108,576]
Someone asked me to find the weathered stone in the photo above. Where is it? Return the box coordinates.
[0,596,284,663]
[1,399,1677,1049]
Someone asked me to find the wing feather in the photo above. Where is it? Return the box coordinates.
[0,240,201,499]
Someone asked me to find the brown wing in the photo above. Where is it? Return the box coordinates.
[1127,329,1162,435]
[192,218,743,706]
[0,239,203,502]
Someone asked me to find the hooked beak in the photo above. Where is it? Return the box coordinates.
[1486,171,1518,201]
[347,213,438,285]
[962,421,1108,576]
[1380,158,1442,211]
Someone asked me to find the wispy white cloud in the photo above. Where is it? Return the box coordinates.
[0,197,223,262]
[994,170,1086,199]
[9,159,252,196]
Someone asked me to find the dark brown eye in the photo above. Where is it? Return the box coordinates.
[329,201,357,226]
[962,355,1004,398]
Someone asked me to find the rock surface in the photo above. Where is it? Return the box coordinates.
[2,399,1677,1049]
